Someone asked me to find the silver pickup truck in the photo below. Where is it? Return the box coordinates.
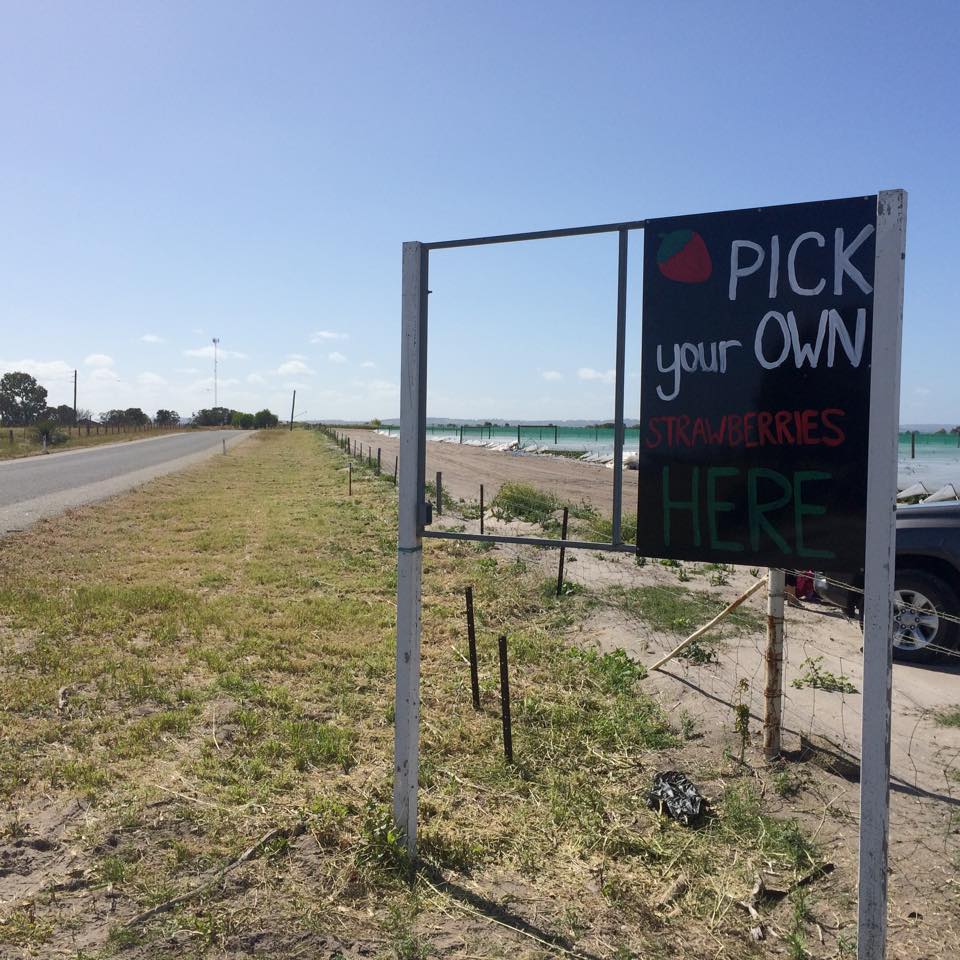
[815,501,960,664]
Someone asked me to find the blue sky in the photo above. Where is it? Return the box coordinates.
[1,1,957,423]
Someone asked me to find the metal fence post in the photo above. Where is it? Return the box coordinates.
[763,569,785,760]
[556,506,569,596]
[394,241,427,858]
[498,635,513,763]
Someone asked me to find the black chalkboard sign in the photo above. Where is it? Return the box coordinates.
[636,196,878,569]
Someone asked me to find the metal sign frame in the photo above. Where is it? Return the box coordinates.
[395,191,904,960]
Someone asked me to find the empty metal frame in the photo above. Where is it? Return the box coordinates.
[394,218,645,855]
[421,218,646,554]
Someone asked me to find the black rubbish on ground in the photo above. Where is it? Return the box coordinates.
[647,771,706,825]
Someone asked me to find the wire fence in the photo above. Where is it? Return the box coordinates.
[321,424,960,943]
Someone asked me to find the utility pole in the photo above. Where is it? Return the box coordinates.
[212,337,220,409]
[289,389,296,431]
[72,369,77,425]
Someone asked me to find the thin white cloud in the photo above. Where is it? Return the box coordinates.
[914,387,932,397]
[542,370,563,382]
[175,367,200,375]
[184,345,247,360]
[328,351,347,364]
[286,353,308,361]
[247,373,267,385]
[360,360,376,369]
[140,334,164,344]
[91,367,120,382]
[577,367,615,384]
[0,358,74,381]
[84,353,114,368]
[137,372,167,386]
[311,330,348,343]
[277,359,314,377]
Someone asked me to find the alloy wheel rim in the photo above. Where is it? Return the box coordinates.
[892,589,940,651]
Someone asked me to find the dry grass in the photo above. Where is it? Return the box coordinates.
[0,430,833,958]
[0,425,185,461]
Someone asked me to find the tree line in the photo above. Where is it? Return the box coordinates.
[0,371,278,431]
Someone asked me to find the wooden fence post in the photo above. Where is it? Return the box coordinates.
[763,569,786,760]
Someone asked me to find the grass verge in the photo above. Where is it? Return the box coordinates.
[0,430,820,958]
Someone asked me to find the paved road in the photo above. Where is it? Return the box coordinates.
[0,430,251,534]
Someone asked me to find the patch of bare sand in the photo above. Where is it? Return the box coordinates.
[342,427,635,514]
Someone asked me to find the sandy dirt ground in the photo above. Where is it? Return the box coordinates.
[340,427,637,515]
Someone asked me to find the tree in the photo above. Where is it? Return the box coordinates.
[253,408,279,429]
[155,409,181,427]
[124,407,149,426]
[0,372,48,425]
[47,404,76,426]
[194,407,232,427]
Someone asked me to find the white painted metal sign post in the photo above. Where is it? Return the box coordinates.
[395,192,905,957]
[858,190,907,959]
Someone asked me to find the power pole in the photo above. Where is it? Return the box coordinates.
[72,369,77,425]
[289,389,296,431]
[212,338,220,409]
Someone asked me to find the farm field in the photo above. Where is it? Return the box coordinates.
[0,429,957,958]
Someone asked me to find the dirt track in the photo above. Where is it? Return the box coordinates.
[340,427,637,514]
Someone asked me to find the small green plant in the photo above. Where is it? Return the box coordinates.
[733,679,750,760]
[542,577,584,599]
[785,888,811,959]
[773,769,803,798]
[791,657,858,695]
[387,902,432,959]
[678,709,700,740]
[354,802,409,880]
[708,564,730,586]
[490,483,560,526]
[934,706,960,727]
[582,510,638,545]
[679,634,719,665]
[577,648,647,695]
[836,932,857,956]
[749,567,760,578]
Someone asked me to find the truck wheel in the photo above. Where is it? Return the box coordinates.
[892,570,960,664]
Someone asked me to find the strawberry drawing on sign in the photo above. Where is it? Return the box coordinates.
[656,229,712,283]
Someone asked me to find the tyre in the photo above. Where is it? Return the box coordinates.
[891,569,960,664]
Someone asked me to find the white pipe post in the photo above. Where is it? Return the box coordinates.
[763,568,785,760]
[394,241,426,857]
[857,189,906,960]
